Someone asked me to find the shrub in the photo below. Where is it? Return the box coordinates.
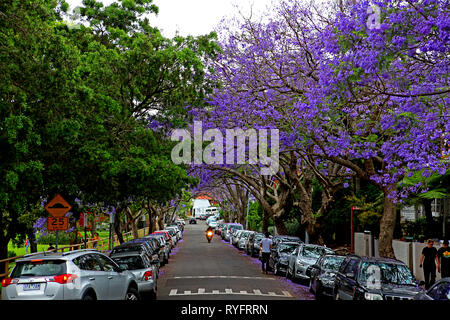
[36,232,71,245]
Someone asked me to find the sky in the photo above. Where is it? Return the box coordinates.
[66,0,275,38]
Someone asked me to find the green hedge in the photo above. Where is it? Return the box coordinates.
[36,232,72,245]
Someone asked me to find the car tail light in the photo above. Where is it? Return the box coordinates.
[143,271,153,281]
[31,259,43,264]
[52,274,78,284]
[2,277,17,287]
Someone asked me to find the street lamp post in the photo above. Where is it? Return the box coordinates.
[351,206,361,253]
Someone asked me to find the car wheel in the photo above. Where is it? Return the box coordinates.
[125,287,140,301]
[315,283,324,300]
[286,266,291,279]
[292,265,298,282]
[149,287,157,300]
[274,263,279,276]
[334,290,340,301]
[82,291,96,301]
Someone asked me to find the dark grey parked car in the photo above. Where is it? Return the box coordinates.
[111,251,158,300]
[145,234,169,264]
[245,232,264,257]
[307,254,346,299]
[122,238,162,274]
[1,249,140,300]
[268,241,300,276]
[413,277,450,300]
[111,242,154,267]
[232,230,244,247]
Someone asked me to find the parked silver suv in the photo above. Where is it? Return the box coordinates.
[1,249,140,300]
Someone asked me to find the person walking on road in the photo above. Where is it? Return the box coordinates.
[260,232,272,274]
[438,239,450,278]
[420,239,439,289]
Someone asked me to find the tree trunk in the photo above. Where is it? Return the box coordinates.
[27,229,38,253]
[0,213,10,277]
[378,186,397,258]
[148,211,158,234]
[423,199,433,225]
[125,207,139,239]
[306,223,324,245]
[273,215,288,235]
[113,210,124,244]
[261,209,269,233]
[158,213,165,231]
[146,201,157,235]
[0,239,9,278]
[238,204,246,227]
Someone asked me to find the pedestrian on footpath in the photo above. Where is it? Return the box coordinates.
[260,232,272,274]
[419,239,439,289]
[438,239,450,278]
[91,232,100,249]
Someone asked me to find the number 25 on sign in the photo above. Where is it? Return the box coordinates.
[48,216,69,231]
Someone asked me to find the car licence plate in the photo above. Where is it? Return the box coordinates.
[23,283,41,291]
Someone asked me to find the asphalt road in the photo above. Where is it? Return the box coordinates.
[157,220,314,300]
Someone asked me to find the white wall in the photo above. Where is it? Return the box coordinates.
[354,232,373,257]
[392,240,412,269]
[354,232,366,257]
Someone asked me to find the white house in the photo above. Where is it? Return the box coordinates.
[192,198,211,218]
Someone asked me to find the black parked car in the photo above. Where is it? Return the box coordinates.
[268,241,299,276]
[307,254,346,299]
[111,242,153,263]
[334,255,422,300]
[245,232,264,256]
[414,277,450,300]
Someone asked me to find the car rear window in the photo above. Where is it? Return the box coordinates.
[153,232,169,241]
[111,246,142,255]
[112,256,146,270]
[150,236,165,245]
[11,259,66,278]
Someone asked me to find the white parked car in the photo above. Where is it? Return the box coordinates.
[1,250,140,300]
[206,217,218,228]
